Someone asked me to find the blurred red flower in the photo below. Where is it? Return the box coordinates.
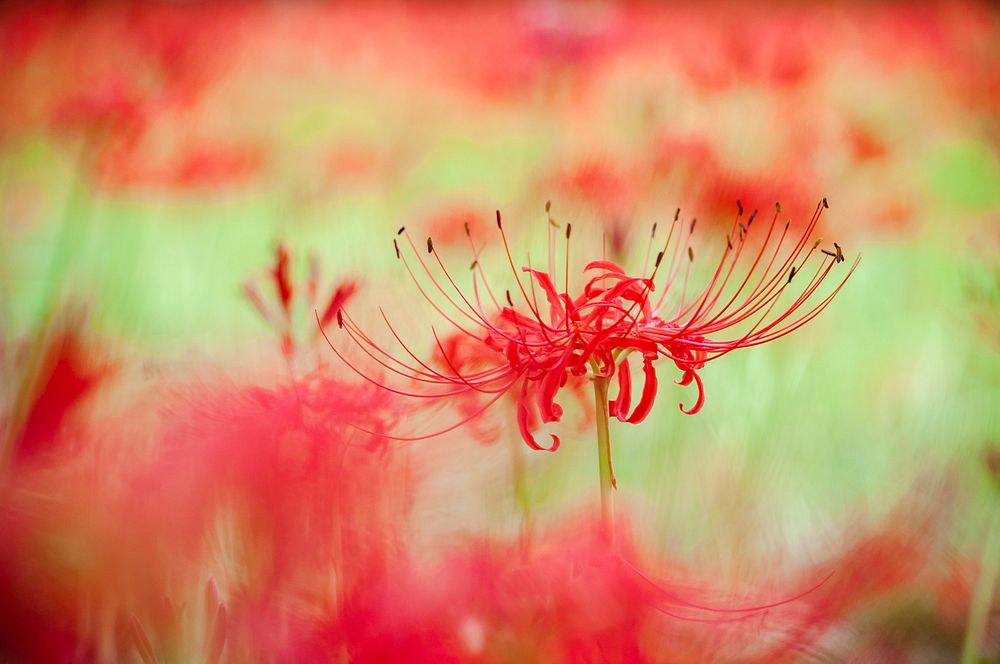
[245,244,358,359]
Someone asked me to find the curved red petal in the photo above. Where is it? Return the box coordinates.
[518,381,561,451]
[610,357,632,422]
[271,244,293,314]
[625,355,658,424]
[584,259,626,274]
[536,361,566,424]
[678,369,706,415]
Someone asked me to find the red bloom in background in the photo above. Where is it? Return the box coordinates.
[140,371,412,658]
[425,205,490,248]
[48,77,148,156]
[0,363,412,663]
[551,157,638,222]
[325,200,856,450]
[293,498,947,663]
[647,134,820,226]
[520,0,625,66]
[245,244,357,359]
[1,320,111,470]
[95,141,265,191]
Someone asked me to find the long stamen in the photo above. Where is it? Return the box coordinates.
[697,255,858,361]
[400,230,491,333]
[496,210,557,339]
[318,311,477,399]
[653,208,690,313]
[343,309,512,388]
[697,206,783,329]
[564,223,571,306]
[464,224,503,313]
[700,200,826,332]
[641,221,658,276]
[342,310,454,384]
[430,327,499,393]
[684,206,774,326]
[349,376,521,442]
[395,236,481,340]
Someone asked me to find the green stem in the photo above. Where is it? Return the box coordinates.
[593,376,615,536]
[509,428,531,532]
[961,499,1000,664]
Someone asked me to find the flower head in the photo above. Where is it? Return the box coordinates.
[323,199,857,450]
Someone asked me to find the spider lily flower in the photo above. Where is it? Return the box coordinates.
[322,198,857,456]
[318,508,956,663]
[245,244,357,359]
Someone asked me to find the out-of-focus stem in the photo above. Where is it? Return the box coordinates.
[0,137,93,474]
[509,426,531,533]
[593,376,615,536]
[961,499,1000,664]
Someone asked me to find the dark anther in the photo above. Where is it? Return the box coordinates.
[470,259,478,270]
[393,239,400,259]
[736,199,744,216]
[822,197,829,209]
[545,200,551,213]
[336,310,344,328]
[464,222,470,236]
[788,266,797,283]
[738,222,748,235]
[651,222,658,238]
[427,237,434,253]
[655,251,664,267]
[496,210,502,228]
[565,223,572,239]
[674,208,681,221]
[397,226,405,235]
[688,246,694,262]
[775,202,781,213]
[726,235,733,250]
[822,249,837,258]
[834,242,844,263]
[690,218,697,233]
[505,290,514,306]
[747,210,757,226]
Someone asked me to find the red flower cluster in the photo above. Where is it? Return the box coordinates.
[326,200,856,450]
[300,503,950,664]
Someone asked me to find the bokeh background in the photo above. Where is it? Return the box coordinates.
[0,2,998,662]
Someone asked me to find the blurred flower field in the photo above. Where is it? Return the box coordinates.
[0,2,998,662]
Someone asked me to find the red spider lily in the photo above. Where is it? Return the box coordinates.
[323,199,857,454]
[139,370,412,660]
[425,205,490,247]
[0,5,62,62]
[1,319,111,470]
[245,244,357,359]
[167,142,262,188]
[0,364,411,662]
[95,141,264,191]
[49,77,147,148]
[295,509,953,663]
[646,134,819,226]
[520,0,625,66]
[324,143,393,186]
[551,157,638,222]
